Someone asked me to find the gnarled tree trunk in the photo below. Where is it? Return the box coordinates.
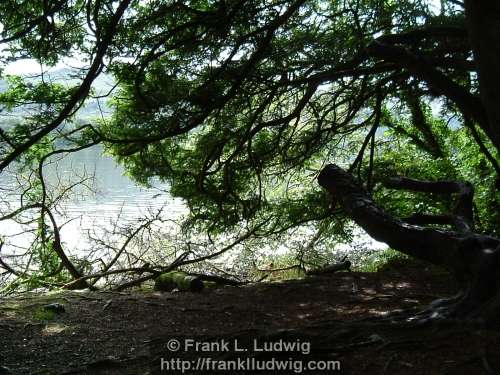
[318,164,500,325]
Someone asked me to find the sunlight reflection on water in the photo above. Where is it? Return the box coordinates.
[0,145,186,253]
[0,145,386,263]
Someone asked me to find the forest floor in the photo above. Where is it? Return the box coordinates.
[1,262,500,375]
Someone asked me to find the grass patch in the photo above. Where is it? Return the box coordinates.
[355,248,406,272]
[356,248,450,276]
[33,308,56,321]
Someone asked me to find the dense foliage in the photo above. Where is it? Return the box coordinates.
[0,0,499,290]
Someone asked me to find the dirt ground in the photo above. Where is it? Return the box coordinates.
[1,265,500,374]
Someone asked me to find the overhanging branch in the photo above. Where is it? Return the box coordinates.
[317,164,499,281]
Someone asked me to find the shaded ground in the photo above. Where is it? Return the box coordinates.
[1,265,499,374]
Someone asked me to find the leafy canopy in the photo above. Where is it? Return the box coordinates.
[0,0,498,249]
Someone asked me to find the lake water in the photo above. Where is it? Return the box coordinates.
[0,145,186,254]
[0,144,386,265]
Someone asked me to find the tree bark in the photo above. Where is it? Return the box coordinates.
[465,0,500,152]
[318,164,500,324]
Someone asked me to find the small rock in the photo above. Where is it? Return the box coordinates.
[43,303,66,314]
[102,300,113,310]
[368,333,384,343]
[0,365,11,374]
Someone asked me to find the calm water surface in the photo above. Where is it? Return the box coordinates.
[0,145,185,253]
[0,146,385,259]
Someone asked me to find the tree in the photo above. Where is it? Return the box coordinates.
[0,0,499,323]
